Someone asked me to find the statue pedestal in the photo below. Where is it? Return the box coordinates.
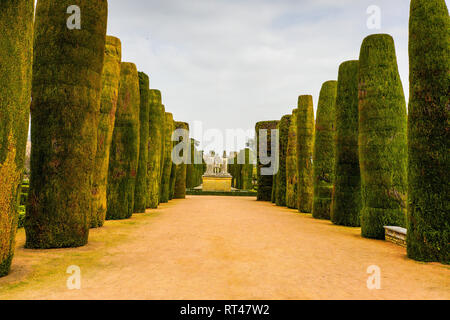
[202,175,232,192]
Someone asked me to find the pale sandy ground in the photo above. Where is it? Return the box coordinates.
[0,196,448,300]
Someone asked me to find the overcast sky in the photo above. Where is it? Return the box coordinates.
[105,0,447,153]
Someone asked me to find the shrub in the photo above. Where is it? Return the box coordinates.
[241,148,254,191]
[26,0,107,248]
[133,72,150,213]
[313,81,337,220]
[0,0,34,276]
[286,109,298,209]
[91,36,122,228]
[276,115,292,207]
[106,62,141,220]
[255,121,279,201]
[174,122,189,199]
[407,0,449,263]
[147,90,164,209]
[297,96,315,213]
[358,34,408,239]
[160,113,174,203]
[331,61,362,227]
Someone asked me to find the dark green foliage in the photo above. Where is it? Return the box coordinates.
[133,72,150,213]
[312,81,337,219]
[174,122,189,199]
[159,105,166,199]
[91,36,122,228]
[271,170,277,203]
[26,0,107,249]
[407,0,449,263]
[286,109,298,209]
[256,121,278,201]
[147,90,164,209]
[358,34,408,239]
[0,0,34,276]
[186,139,197,189]
[160,113,174,203]
[106,62,141,220]
[276,115,291,207]
[297,96,314,213]
[331,61,362,227]
[240,148,254,191]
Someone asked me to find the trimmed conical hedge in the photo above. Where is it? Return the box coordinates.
[91,36,122,228]
[358,34,408,239]
[147,90,164,209]
[312,81,337,220]
[286,109,298,209]
[26,0,107,248]
[276,115,292,207]
[241,148,254,190]
[256,121,279,201]
[133,72,149,213]
[297,96,315,213]
[331,61,362,227]
[106,62,141,220]
[0,0,34,276]
[160,113,174,203]
[159,105,166,199]
[174,122,189,199]
[407,0,449,263]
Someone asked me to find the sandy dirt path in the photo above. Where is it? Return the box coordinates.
[0,196,448,300]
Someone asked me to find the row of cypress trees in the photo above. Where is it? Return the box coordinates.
[0,0,197,278]
[256,0,448,264]
[228,148,255,190]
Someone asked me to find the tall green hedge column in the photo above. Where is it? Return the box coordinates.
[331,61,362,227]
[297,96,315,213]
[173,122,189,199]
[312,81,337,220]
[91,36,122,228]
[186,139,196,189]
[26,1,107,248]
[276,115,292,207]
[133,72,150,213]
[359,34,408,239]
[147,90,164,209]
[160,113,174,203]
[0,0,34,276]
[286,109,298,209]
[106,63,140,220]
[241,148,254,190]
[407,0,449,263]
[256,121,278,201]
[159,104,166,198]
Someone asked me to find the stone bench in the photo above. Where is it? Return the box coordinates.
[384,226,407,247]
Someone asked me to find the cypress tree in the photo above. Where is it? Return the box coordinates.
[286,109,298,209]
[173,122,189,199]
[331,61,362,227]
[241,148,254,190]
[358,34,408,239]
[147,90,164,209]
[91,36,122,228]
[407,0,449,263]
[133,72,149,213]
[312,81,337,220]
[276,115,291,206]
[255,121,278,201]
[160,113,174,203]
[26,0,107,248]
[159,104,166,199]
[0,0,34,276]
[106,62,140,220]
[186,139,196,189]
[297,96,315,213]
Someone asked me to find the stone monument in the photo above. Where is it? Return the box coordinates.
[202,151,232,192]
